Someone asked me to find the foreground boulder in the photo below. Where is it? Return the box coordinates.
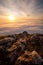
[15,50,32,65]
[15,50,43,65]
[0,32,43,65]
[7,43,25,65]
[32,50,43,65]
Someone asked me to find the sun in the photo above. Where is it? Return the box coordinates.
[8,15,15,21]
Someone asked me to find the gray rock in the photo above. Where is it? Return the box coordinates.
[31,34,40,42]
[32,50,42,65]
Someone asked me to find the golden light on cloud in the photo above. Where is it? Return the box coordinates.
[8,15,15,22]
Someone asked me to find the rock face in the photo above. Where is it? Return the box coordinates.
[15,50,43,65]
[30,34,41,46]
[0,37,15,48]
[15,51,32,65]
[31,34,40,42]
[22,31,28,37]
[0,32,43,65]
[32,51,42,65]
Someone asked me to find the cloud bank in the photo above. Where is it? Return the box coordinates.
[0,0,43,35]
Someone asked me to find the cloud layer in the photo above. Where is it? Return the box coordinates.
[0,0,43,18]
[0,20,43,35]
[0,0,43,35]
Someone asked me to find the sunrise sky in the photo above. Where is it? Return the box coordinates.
[0,0,43,35]
[0,0,43,19]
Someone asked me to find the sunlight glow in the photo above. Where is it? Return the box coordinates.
[8,15,15,21]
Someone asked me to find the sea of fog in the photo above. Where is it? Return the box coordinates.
[0,20,43,36]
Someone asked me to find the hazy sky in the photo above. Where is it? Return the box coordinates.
[0,0,43,35]
[0,0,43,19]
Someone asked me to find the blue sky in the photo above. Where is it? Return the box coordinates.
[0,0,43,18]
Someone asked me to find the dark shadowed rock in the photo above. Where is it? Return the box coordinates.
[22,31,28,37]
[0,32,43,65]
[15,50,43,65]
[30,34,41,46]
[7,44,25,65]
[31,34,40,42]
[31,50,43,65]
[0,37,15,49]
[15,51,32,65]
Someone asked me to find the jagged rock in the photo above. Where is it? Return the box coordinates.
[22,31,28,37]
[0,37,15,48]
[4,37,15,44]
[0,32,43,65]
[30,34,41,46]
[31,34,40,42]
[31,50,42,65]
[15,51,32,65]
[15,50,43,65]
[7,44,25,64]
[0,37,14,43]
[19,38,27,46]
[7,44,17,52]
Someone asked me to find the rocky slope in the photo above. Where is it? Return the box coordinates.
[0,31,43,65]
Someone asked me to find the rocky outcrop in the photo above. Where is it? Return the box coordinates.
[32,50,43,65]
[15,50,43,65]
[31,34,40,43]
[0,32,43,65]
